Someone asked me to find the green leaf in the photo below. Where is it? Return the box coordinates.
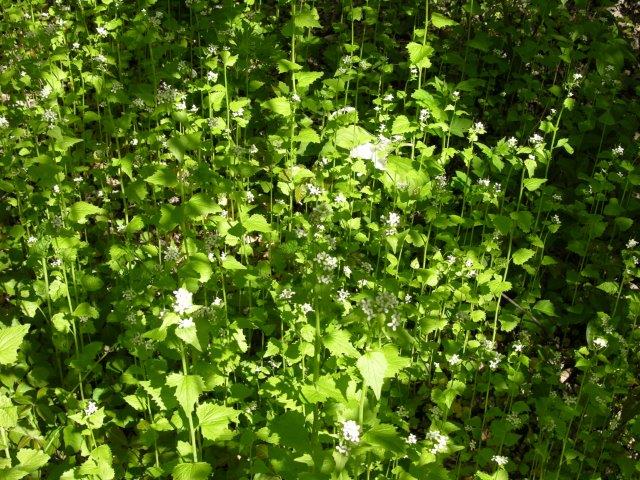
[407,42,434,69]
[242,214,271,233]
[221,256,246,270]
[488,280,512,296]
[0,396,17,428]
[533,299,557,316]
[175,325,203,352]
[80,274,104,292]
[68,201,104,224]
[431,12,458,28]
[596,281,619,295]
[512,248,535,265]
[269,411,309,450]
[323,326,359,358]
[0,324,30,365]
[166,374,204,413]
[296,127,321,144]
[294,7,321,28]
[362,423,405,454]
[79,445,114,480]
[196,402,239,442]
[126,215,145,234]
[16,448,50,473]
[523,178,547,191]
[72,303,99,319]
[276,59,303,73]
[335,126,374,150]
[381,344,410,377]
[168,133,202,161]
[391,115,417,135]
[296,71,324,89]
[357,351,388,399]
[185,194,219,218]
[172,462,212,480]
[262,97,291,117]
[145,167,178,188]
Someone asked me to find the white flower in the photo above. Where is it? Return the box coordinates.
[613,145,624,156]
[337,289,350,302]
[406,433,418,445]
[335,444,348,454]
[387,317,399,331]
[246,191,255,203]
[449,354,461,365]
[626,239,638,249]
[291,93,300,102]
[507,137,518,148]
[350,142,386,170]
[178,317,194,329]
[0,116,8,128]
[173,287,193,315]
[301,303,313,314]
[385,212,401,228]
[207,71,219,82]
[492,455,509,467]
[307,184,323,196]
[593,337,608,349]
[96,26,108,36]
[85,401,98,416]
[334,193,347,203]
[27,236,37,244]
[212,297,224,307]
[513,342,524,353]
[529,133,544,145]
[342,420,361,443]
[343,266,352,278]
[383,93,394,101]
[426,430,448,454]
[279,288,294,300]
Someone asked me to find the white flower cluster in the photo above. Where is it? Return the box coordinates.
[492,455,509,466]
[350,142,387,170]
[342,420,360,443]
[85,401,98,416]
[468,121,486,142]
[529,133,544,146]
[593,337,608,349]
[426,430,448,454]
[315,252,338,271]
[173,287,193,315]
[360,290,399,321]
[279,288,294,300]
[178,317,194,329]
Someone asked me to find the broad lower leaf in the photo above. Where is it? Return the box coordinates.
[0,324,30,365]
[166,374,204,413]
[357,351,388,399]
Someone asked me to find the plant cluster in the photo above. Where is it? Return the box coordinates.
[0,0,639,479]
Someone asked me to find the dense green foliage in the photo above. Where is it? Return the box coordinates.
[0,0,639,478]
